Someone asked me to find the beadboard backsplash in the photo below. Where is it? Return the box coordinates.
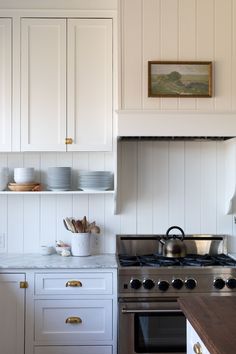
[0,140,235,254]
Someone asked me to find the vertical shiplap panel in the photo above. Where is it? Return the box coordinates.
[152,141,169,233]
[23,196,40,252]
[216,141,232,235]
[23,153,41,251]
[72,152,89,223]
[7,195,24,252]
[232,0,236,111]
[7,154,24,251]
[160,0,179,110]
[120,141,138,234]
[104,151,119,252]
[178,0,196,110]
[23,152,41,183]
[88,153,106,253]
[185,142,201,233]
[200,142,217,233]
[143,0,161,109]
[121,0,142,109]
[88,152,105,170]
[168,141,185,227]
[40,195,57,247]
[104,194,120,253]
[0,155,8,251]
[89,194,105,254]
[137,141,153,234]
[196,0,214,110]
[214,0,232,110]
[56,195,73,245]
[0,196,7,252]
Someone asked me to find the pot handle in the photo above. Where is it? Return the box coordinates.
[166,226,185,241]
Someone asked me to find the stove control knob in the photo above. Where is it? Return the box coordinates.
[130,278,142,290]
[185,278,197,290]
[226,278,236,289]
[158,280,170,292]
[172,278,184,290]
[213,278,225,290]
[143,279,155,290]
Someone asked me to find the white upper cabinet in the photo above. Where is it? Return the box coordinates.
[21,19,67,151]
[67,19,113,151]
[21,18,113,152]
[0,18,12,151]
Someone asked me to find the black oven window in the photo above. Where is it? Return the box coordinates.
[134,312,186,353]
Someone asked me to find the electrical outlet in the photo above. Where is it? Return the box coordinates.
[0,233,5,248]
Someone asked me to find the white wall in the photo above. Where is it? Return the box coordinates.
[120,0,236,111]
[1,140,235,254]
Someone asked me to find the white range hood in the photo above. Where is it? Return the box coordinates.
[117,111,236,138]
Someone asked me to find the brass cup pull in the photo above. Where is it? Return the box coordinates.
[193,342,203,354]
[66,280,82,288]
[65,138,73,144]
[65,280,82,287]
[65,316,82,324]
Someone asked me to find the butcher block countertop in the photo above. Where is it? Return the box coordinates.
[178,296,236,354]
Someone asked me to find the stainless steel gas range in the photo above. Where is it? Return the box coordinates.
[117,234,236,354]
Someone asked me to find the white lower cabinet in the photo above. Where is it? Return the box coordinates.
[35,299,112,342]
[0,273,25,354]
[34,346,112,354]
[25,269,117,354]
[187,320,210,354]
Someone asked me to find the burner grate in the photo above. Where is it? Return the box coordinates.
[118,253,236,267]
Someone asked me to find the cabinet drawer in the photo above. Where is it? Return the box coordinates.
[34,346,112,354]
[35,272,113,295]
[35,299,112,343]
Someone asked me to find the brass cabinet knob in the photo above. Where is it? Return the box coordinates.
[65,137,73,144]
[65,280,82,287]
[65,316,82,324]
[193,342,203,354]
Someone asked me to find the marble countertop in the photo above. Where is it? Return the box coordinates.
[0,253,118,269]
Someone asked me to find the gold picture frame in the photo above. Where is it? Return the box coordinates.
[148,61,212,98]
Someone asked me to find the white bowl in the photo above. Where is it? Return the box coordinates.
[14,167,35,183]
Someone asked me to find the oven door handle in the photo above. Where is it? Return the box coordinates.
[121,308,182,314]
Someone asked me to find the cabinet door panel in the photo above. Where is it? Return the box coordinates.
[67,19,112,151]
[21,19,66,151]
[0,19,11,151]
[34,346,112,354]
[35,299,112,343]
[0,273,25,354]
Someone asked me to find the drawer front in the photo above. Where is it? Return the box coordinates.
[35,299,112,343]
[34,346,112,354]
[35,272,113,295]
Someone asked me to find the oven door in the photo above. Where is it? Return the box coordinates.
[119,299,186,354]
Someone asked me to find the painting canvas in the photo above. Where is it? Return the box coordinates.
[148,61,212,97]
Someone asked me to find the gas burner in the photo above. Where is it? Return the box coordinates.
[118,253,236,268]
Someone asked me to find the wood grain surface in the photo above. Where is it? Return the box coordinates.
[178,296,236,354]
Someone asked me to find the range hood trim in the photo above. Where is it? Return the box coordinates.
[117,110,236,138]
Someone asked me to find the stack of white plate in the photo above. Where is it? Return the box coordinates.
[47,167,71,191]
[78,170,113,191]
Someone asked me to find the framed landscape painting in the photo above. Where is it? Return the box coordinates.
[148,61,212,97]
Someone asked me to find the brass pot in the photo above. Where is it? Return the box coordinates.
[160,226,186,258]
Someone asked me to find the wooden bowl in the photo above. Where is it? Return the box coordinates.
[8,183,41,192]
